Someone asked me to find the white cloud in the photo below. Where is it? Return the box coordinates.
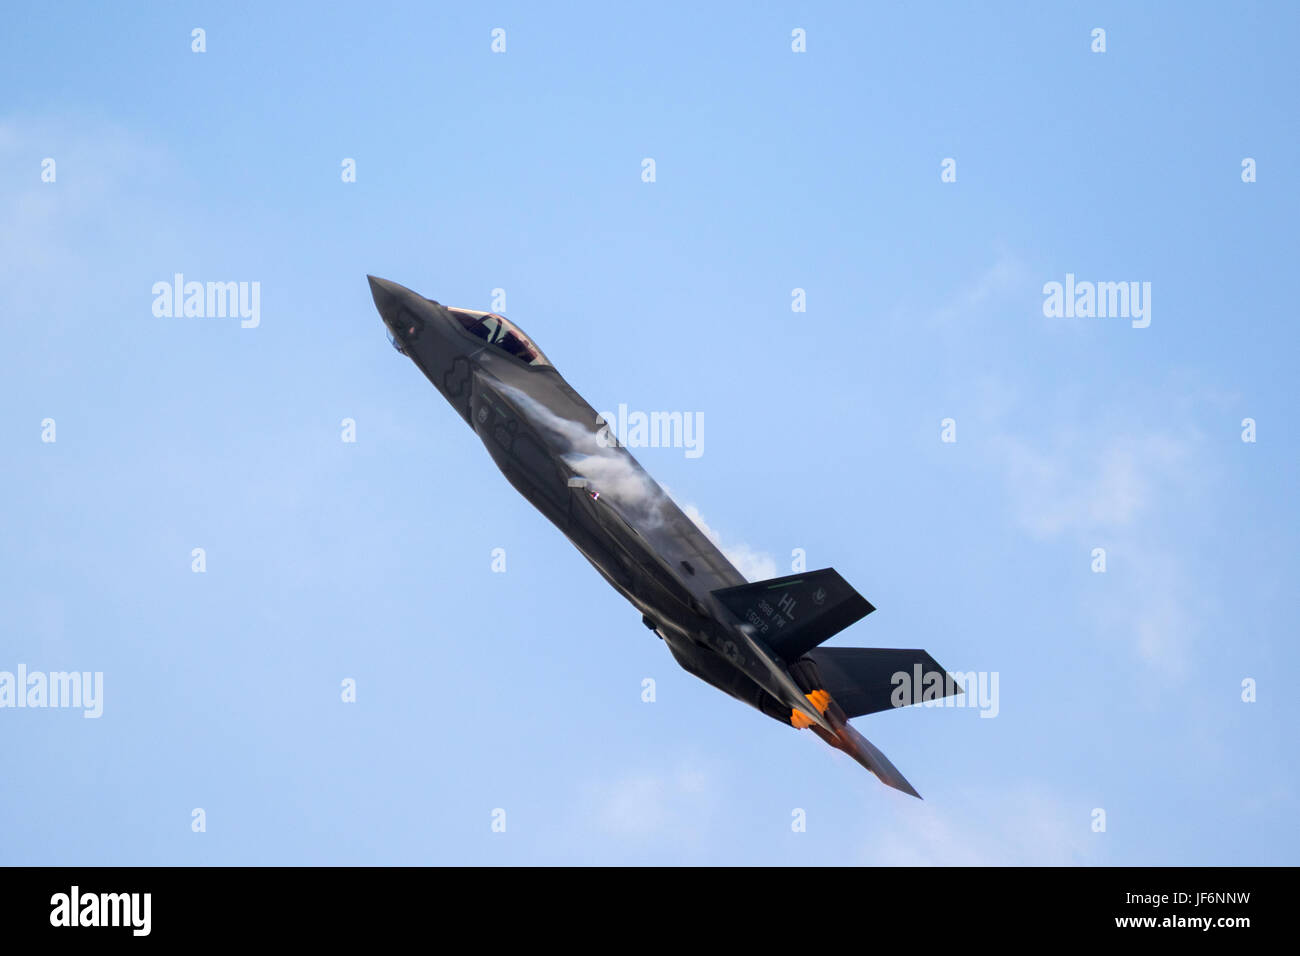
[930,249,1032,327]
[995,432,1196,539]
[988,423,1212,678]
[868,782,1098,866]
[908,256,1222,680]
[0,119,172,286]
[584,760,722,842]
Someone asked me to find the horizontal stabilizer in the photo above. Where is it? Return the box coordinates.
[711,569,874,662]
[804,646,963,719]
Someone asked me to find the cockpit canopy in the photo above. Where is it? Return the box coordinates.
[447,308,551,367]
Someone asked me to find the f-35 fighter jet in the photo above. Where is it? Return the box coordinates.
[367,276,960,797]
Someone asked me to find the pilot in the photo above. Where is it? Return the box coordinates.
[498,329,534,362]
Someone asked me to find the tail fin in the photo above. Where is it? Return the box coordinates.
[711,569,874,661]
[712,570,956,799]
[791,650,961,798]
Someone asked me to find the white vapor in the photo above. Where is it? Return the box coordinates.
[495,382,778,581]
[676,502,778,582]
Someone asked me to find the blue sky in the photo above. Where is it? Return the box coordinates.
[1,1,1296,865]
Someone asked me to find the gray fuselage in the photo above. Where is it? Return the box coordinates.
[368,277,794,725]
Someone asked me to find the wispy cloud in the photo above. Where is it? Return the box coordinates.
[994,431,1198,539]
[989,426,1211,678]
[868,782,1098,866]
[0,119,172,287]
[917,257,1220,680]
[930,249,1033,327]
[582,759,723,844]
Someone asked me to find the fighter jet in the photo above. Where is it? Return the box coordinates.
[367,275,961,797]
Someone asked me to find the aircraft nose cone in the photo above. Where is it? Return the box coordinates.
[369,274,430,355]
[367,274,405,323]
